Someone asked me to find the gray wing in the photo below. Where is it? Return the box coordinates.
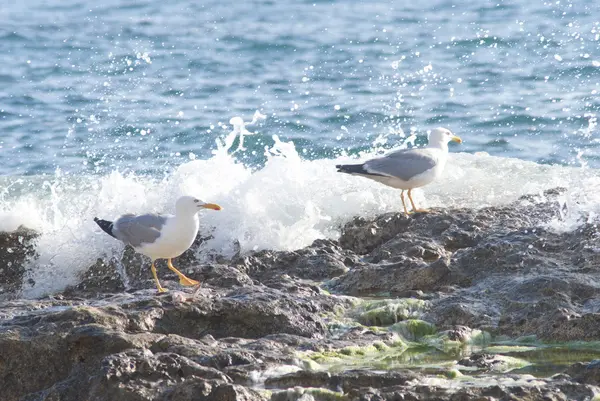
[113,213,167,247]
[363,148,437,182]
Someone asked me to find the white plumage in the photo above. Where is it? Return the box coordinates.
[336,127,462,214]
[95,195,222,293]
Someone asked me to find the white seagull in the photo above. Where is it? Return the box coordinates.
[336,127,462,215]
[94,195,222,293]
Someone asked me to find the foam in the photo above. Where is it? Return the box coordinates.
[2,118,600,297]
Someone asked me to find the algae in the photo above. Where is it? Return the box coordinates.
[389,319,437,341]
[271,387,347,401]
[311,296,600,381]
[352,298,430,326]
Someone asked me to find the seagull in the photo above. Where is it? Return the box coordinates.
[336,127,462,215]
[94,195,222,293]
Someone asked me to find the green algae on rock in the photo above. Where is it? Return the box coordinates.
[389,319,437,341]
[352,298,430,326]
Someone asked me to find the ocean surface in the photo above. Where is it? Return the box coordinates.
[1,0,599,296]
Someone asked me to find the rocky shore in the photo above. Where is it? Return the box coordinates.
[2,188,600,400]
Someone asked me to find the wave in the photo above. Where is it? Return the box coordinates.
[1,114,599,297]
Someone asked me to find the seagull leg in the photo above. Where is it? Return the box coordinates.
[151,261,168,293]
[167,258,200,286]
[400,190,410,216]
[407,189,428,213]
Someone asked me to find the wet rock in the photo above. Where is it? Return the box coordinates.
[0,226,39,297]
[328,255,467,296]
[85,349,233,401]
[265,370,332,390]
[352,379,599,401]
[565,360,600,385]
[206,383,269,401]
[0,316,160,401]
[0,283,334,400]
[203,349,261,370]
[442,325,482,342]
[154,286,328,339]
[67,258,126,295]
[6,188,600,400]
[331,369,418,392]
[457,353,529,373]
[329,193,600,340]
[271,387,346,401]
[190,264,254,288]
[235,239,355,282]
[338,213,412,255]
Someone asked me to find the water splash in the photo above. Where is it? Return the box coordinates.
[216,110,267,156]
[1,118,599,297]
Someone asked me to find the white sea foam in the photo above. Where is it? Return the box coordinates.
[2,117,600,297]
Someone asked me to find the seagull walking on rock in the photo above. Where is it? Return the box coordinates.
[94,195,222,293]
[336,127,462,215]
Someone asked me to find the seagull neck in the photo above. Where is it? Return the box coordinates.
[428,141,448,152]
[174,210,199,222]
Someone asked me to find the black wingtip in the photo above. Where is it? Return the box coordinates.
[94,217,116,239]
[336,163,366,175]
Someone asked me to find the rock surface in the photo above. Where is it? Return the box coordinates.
[2,190,600,400]
[0,226,38,298]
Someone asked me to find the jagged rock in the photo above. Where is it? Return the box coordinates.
[265,369,418,393]
[234,239,355,282]
[6,189,600,400]
[265,370,332,390]
[326,255,466,296]
[153,286,328,339]
[351,377,599,401]
[0,226,39,297]
[0,283,333,400]
[565,360,600,385]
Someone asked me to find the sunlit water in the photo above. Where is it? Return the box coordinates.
[1,0,599,296]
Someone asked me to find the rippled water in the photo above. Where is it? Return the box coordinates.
[2,0,600,296]
[1,0,598,176]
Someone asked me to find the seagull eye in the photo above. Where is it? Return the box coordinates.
[193,199,199,203]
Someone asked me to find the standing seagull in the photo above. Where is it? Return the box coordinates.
[94,195,222,293]
[336,127,462,215]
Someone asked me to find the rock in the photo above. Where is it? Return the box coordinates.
[327,255,466,296]
[0,226,39,297]
[154,286,328,339]
[456,353,529,373]
[330,369,418,392]
[234,239,355,282]
[66,258,126,295]
[265,370,332,390]
[6,189,600,401]
[338,213,412,255]
[84,348,236,401]
[565,360,600,385]
[207,383,269,401]
[351,380,598,401]
[190,264,255,288]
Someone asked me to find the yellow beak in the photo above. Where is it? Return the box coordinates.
[451,135,462,144]
[202,203,222,211]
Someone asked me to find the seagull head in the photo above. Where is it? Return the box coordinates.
[176,195,222,215]
[429,127,462,146]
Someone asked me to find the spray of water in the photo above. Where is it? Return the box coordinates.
[1,112,599,297]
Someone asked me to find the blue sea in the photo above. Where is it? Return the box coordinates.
[1,0,599,296]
